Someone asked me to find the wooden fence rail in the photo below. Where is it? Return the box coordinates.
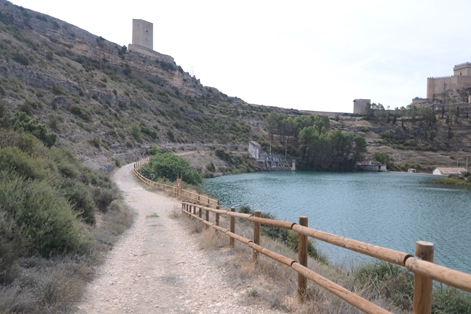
[132,159,219,206]
[131,160,471,314]
[181,201,471,314]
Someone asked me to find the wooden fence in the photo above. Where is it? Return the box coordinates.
[132,159,219,207]
[181,201,471,314]
[131,159,471,313]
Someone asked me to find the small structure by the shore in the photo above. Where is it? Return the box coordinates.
[432,167,467,175]
[248,141,261,159]
[357,161,387,172]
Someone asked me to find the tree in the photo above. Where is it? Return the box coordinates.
[138,152,202,185]
[363,103,373,119]
[372,152,389,164]
[298,128,366,171]
[420,107,436,127]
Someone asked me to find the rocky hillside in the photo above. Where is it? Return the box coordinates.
[1,0,470,174]
[0,0,301,171]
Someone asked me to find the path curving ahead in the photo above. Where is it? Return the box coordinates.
[76,163,281,314]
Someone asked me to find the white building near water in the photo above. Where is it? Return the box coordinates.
[432,167,467,175]
[248,141,261,159]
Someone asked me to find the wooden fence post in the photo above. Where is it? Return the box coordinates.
[215,206,220,233]
[230,207,235,247]
[298,216,308,302]
[253,210,261,261]
[198,205,202,218]
[205,208,209,228]
[413,241,434,314]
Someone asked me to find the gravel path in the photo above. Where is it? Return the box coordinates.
[76,163,282,313]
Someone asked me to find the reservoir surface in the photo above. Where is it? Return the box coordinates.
[203,171,471,273]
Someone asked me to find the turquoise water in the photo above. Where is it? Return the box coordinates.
[203,171,471,273]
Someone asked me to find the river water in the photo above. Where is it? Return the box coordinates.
[203,171,471,273]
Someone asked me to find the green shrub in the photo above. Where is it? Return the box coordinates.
[58,179,95,224]
[0,146,48,181]
[380,131,392,140]
[167,130,175,142]
[139,152,202,185]
[88,137,100,148]
[12,53,29,66]
[130,122,141,141]
[92,187,118,213]
[69,105,91,121]
[0,172,86,256]
[141,125,158,139]
[353,261,413,310]
[0,211,28,275]
[433,286,471,313]
[9,112,57,148]
[51,85,66,95]
[149,144,160,155]
[206,162,215,172]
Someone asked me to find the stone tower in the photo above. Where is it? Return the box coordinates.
[132,19,153,50]
[353,99,370,114]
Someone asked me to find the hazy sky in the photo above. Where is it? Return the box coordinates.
[8,0,471,112]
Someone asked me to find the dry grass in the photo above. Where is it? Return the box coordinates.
[177,210,409,314]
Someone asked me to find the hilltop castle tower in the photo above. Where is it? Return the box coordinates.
[132,19,153,50]
[127,19,174,63]
[426,63,471,100]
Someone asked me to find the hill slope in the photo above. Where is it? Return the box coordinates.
[0,0,300,171]
[1,0,470,173]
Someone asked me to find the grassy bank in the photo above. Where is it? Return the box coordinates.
[0,120,134,313]
[433,173,471,187]
[176,205,471,313]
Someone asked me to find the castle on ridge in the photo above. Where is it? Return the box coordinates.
[128,19,174,64]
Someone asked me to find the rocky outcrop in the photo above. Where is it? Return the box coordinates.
[0,0,235,100]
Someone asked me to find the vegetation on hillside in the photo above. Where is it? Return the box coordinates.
[264,112,367,171]
[0,114,133,313]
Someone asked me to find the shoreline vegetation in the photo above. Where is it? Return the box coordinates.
[433,173,471,187]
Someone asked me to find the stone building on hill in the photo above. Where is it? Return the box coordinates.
[353,99,371,114]
[413,63,471,106]
[128,19,174,64]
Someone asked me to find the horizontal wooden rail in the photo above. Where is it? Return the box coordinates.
[406,257,471,293]
[181,200,471,314]
[292,224,412,267]
[181,205,392,313]
[291,263,391,314]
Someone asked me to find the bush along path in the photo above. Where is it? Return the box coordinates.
[76,162,282,314]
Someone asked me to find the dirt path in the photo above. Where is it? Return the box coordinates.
[76,163,281,314]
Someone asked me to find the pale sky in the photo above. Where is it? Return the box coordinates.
[8,0,471,112]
